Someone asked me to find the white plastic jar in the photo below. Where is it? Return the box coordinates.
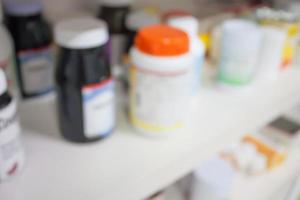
[129,25,193,135]
[167,16,205,95]
[257,27,286,82]
[218,19,262,88]
[0,68,24,182]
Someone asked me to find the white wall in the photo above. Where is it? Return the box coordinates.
[42,0,94,23]
[42,0,265,24]
[42,0,209,23]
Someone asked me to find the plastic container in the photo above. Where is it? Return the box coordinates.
[257,27,286,82]
[98,0,131,70]
[218,19,262,88]
[255,7,299,69]
[0,1,15,91]
[129,25,192,135]
[167,16,205,95]
[55,17,115,143]
[190,157,236,200]
[0,68,24,182]
[4,0,54,99]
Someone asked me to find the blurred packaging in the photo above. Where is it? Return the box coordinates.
[190,156,236,200]
[254,7,300,69]
[256,26,286,82]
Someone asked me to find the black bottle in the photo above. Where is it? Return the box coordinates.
[4,1,54,98]
[98,0,131,68]
[55,18,115,143]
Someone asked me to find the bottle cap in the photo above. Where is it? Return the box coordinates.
[99,0,132,7]
[55,17,109,49]
[135,24,189,56]
[167,16,199,36]
[3,0,42,16]
[0,69,7,96]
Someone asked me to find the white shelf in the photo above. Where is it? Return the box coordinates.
[2,69,300,200]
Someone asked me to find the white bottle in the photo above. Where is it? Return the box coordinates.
[0,69,24,182]
[257,27,286,82]
[218,19,261,89]
[167,16,205,95]
[0,1,15,92]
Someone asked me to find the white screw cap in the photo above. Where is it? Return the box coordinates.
[55,17,109,49]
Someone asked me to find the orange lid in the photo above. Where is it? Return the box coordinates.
[134,24,189,56]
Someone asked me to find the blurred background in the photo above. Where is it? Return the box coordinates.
[1,0,300,200]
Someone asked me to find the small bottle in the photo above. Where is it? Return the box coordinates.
[0,1,15,91]
[97,0,131,72]
[4,0,54,98]
[55,17,115,143]
[167,16,205,95]
[0,69,24,182]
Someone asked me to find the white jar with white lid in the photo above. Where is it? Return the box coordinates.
[0,1,15,92]
[167,16,205,95]
[218,19,262,88]
[129,25,193,135]
[0,69,24,182]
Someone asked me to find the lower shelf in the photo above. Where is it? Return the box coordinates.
[1,69,300,200]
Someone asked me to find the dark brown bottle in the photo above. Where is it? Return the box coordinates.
[55,18,115,143]
[4,1,54,98]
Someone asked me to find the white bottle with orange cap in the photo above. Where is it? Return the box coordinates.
[129,24,193,135]
[0,68,24,182]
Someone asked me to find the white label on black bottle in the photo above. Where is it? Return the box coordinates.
[82,78,115,138]
[0,57,15,90]
[0,100,24,182]
[18,45,54,95]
